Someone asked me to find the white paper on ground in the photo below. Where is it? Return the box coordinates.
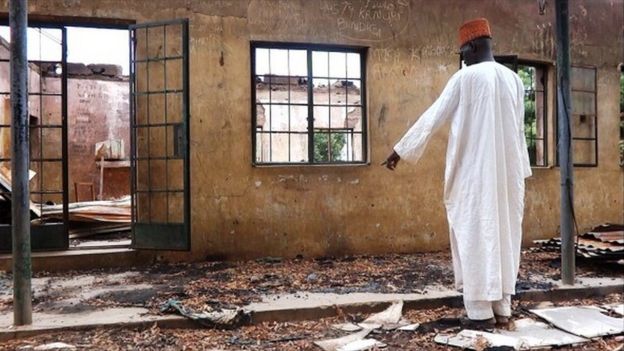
[530,306,624,338]
[397,323,420,331]
[331,323,363,332]
[602,304,624,316]
[434,329,522,350]
[358,301,404,330]
[314,330,372,351]
[337,339,387,351]
[499,318,589,348]
[33,343,77,351]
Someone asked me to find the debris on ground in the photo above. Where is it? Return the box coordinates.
[0,250,620,317]
[1,294,622,350]
[315,302,409,351]
[534,223,624,262]
[435,329,522,350]
[498,318,589,349]
[530,306,624,338]
[436,302,624,350]
[602,304,624,316]
[160,299,250,329]
[40,196,130,223]
[17,342,76,350]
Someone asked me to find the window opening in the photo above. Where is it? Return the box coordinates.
[252,43,367,165]
[570,66,598,166]
[518,64,548,166]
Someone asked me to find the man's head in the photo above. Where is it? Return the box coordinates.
[458,18,494,66]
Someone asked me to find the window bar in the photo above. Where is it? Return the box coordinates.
[37,28,44,218]
[593,67,598,166]
[182,19,191,241]
[61,26,69,237]
[268,50,272,162]
[146,28,152,223]
[251,47,256,164]
[163,24,169,224]
[129,28,136,229]
[344,55,348,162]
[327,52,331,161]
[287,49,291,162]
[363,51,368,162]
[307,50,314,163]
[345,53,348,106]
[351,129,355,161]
[540,67,548,166]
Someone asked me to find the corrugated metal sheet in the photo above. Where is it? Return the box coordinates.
[534,223,624,261]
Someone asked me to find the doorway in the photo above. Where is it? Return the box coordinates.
[0,18,190,252]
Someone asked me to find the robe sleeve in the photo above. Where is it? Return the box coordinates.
[393,73,461,163]
[516,76,533,178]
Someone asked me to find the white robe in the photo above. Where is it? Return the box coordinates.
[394,61,532,302]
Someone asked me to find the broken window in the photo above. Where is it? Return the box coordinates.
[251,43,367,165]
[518,64,548,167]
[570,66,598,166]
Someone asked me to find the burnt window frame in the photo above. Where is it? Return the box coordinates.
[555,65,599,167]
[518,61,549,167]
[250,41,368,166]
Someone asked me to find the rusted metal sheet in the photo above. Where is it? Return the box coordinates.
[534,223,624,261]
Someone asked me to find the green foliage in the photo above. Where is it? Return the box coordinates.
[313,132,346,162]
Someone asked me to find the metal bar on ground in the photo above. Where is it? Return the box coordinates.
[9,0,33,326]
[555,0,575,285]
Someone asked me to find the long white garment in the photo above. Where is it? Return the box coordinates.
[394,61,532,302]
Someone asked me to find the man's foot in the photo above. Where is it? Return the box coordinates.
[460,317,496,331]
[494,315,514,330]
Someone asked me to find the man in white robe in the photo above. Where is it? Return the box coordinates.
[383,18,532,325]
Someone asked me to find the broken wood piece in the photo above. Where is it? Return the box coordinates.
[0,164,41,217]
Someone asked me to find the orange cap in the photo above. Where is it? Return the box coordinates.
[459,18,492,48]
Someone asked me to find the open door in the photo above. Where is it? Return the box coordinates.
[0,25,69,252]
[129,19,190,250]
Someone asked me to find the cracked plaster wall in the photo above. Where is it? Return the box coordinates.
[0,0,621,261]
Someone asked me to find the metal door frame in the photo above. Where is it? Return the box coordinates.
[0,23,69,252]
[129,18,190,250]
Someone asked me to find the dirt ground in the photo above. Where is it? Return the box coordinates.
[0,249,620,315]
[1,293,622,350]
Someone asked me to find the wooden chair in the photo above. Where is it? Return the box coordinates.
[74,182,94,202]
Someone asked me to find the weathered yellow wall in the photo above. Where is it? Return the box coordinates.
[0,0,622,261]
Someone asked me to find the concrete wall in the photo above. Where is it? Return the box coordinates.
[67,78,130,201]
[0,0,622,261]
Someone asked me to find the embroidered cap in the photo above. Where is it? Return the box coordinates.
[459,18,492,48]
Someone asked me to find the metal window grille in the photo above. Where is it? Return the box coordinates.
[568,65,598,167]
[0,25,69,251]
[251,42,367,165]
[518,63,548,167]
